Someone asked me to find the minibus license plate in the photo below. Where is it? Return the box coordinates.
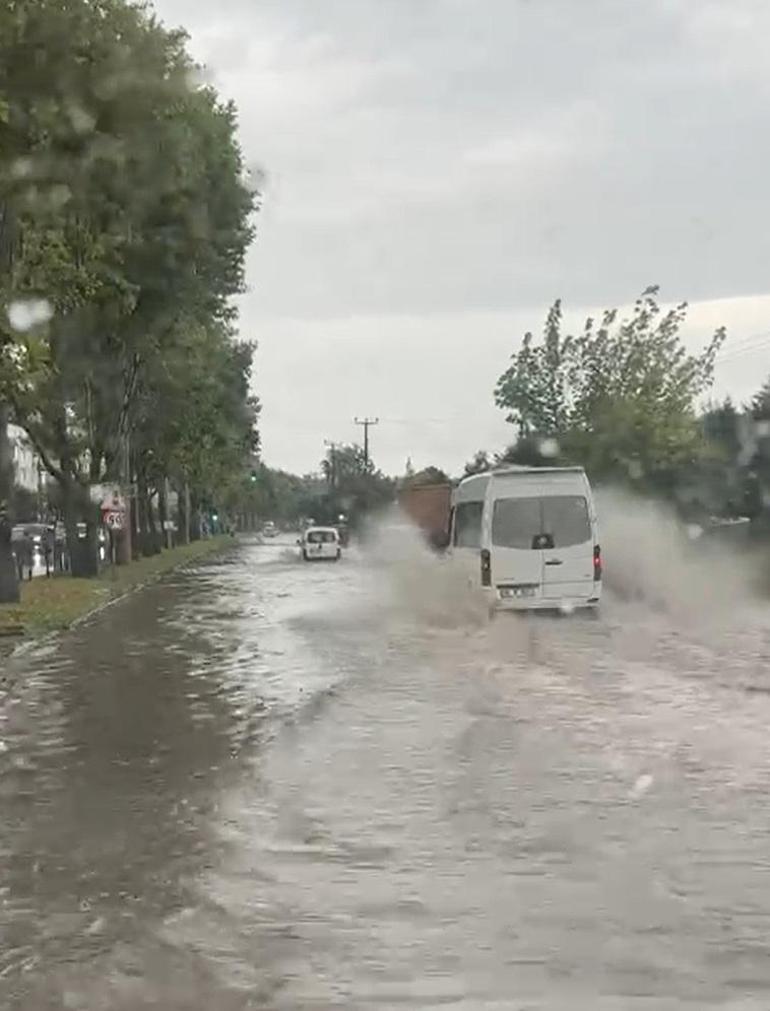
[500,586,535,599]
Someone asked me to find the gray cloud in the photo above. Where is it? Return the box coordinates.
[154,0,770,472]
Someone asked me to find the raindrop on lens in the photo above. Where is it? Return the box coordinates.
[7,298,53,332]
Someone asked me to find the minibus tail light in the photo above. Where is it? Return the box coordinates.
[481,548,491,587]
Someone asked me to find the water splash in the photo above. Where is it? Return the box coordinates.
[360,509,488,628]
[596,487,757,622]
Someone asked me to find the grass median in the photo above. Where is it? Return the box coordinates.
[0,536,233,640]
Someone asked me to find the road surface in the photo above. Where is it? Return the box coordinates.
[1,533,770,1009]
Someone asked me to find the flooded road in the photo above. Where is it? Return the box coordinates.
[2,535,770,1008]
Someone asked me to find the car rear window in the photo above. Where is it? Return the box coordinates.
[492,494,590,549]
[307,531,336,543]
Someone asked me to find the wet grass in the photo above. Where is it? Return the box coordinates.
[0,537,232,639]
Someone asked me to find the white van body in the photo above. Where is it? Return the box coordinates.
[450,466,601,612]
[300,526,341,562]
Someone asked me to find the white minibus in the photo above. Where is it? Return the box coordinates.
[450,466,601,613]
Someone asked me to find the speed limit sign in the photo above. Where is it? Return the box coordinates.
[102,509,124,530]
[100,488,127,532]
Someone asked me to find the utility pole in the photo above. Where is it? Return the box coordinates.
[354,417,379,469]
[324,440,340,488]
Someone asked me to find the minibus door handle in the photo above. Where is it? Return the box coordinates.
[545,558,563,566]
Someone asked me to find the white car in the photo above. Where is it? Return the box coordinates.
[262,521,278,538]
[300,526,341,562]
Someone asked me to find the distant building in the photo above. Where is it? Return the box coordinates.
[8,425,40,494]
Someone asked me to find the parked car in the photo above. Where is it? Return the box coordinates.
[299,526,341,562]
[262,521,278,538]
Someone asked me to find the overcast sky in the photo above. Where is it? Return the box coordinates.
[155,0,770,476]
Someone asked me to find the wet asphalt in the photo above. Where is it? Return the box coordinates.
[2,535,770,1009]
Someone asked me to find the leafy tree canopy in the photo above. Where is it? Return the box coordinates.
[494,286,726,490]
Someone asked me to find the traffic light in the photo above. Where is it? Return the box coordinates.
[249,469,258,483]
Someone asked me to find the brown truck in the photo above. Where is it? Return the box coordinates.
[397,482,452,550]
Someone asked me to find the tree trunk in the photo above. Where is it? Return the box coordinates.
[190,489,201,542]
[63,479,99,578]
[145,487,161,555]
[0,205,20,599]
[182,481,191,545]
[0,406,19,603]
[136,470,149,556]
[113,433,132,566]
[130,474,140,561]
[158,480,172,550]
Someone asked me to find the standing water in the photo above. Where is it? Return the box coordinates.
[1,525,770,1008]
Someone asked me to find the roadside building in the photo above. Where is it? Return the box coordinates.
[8,424,40,494]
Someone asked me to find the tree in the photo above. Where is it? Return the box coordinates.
[670,389,770,525]
[0,410,18,602]
[0,0,256,574]
[319,443,395,526]
[410,466,449,486]
[463,450,492,476]
[495,436,567,468]
[661,399,746,522]
[752,377,770,419]
[494,287,726,492]
[134,322,258,545]
[746,377,770,525]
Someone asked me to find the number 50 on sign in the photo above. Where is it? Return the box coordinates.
[102,510,124,530]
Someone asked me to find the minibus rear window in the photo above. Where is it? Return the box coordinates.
[492,495,590,549]
[454,501,483,548]
[543,496,590,547]
[492,497,541,549]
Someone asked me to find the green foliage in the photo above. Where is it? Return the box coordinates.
[321,443,395,526]
[403,465,449,487]
[230,464,321,526]
[463,450,492,476]
[752,378,770,420]
[745,379,770,526]
[495,287,726,491]
[0,0,258,572]
[496,437,568,468]
[133,322,258,503]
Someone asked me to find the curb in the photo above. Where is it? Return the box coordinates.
[2,540,233,664]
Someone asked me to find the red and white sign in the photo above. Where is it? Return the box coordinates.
[100,490,126,513]
[100,490,127,531]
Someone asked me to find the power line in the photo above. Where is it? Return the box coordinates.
[380,414,471,426]
[354,417,379,467]
[716,331,770,365]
